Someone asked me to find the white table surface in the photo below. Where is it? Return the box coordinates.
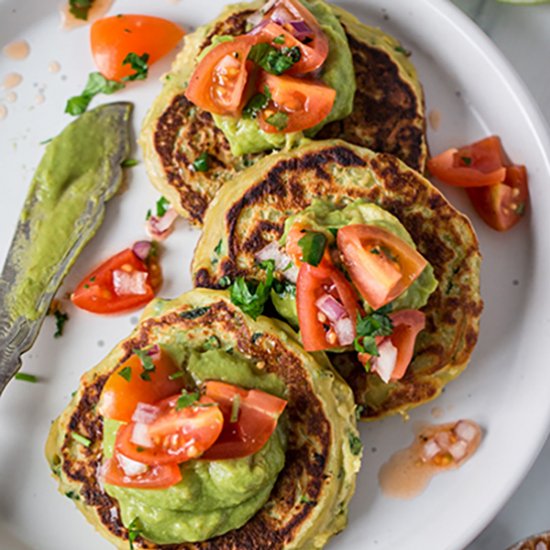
[452,1,550,548]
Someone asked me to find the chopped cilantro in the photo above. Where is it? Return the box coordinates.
[230,394,241,423]
[69,0,94,21]
[298,232,327,267]
[128,517,143,550]
[168,371,186,380]
[461,156,472,166]
[328,227,338,238]
[146,209,152,220]
[193,152,210,172]
[248,43,301,75]
[156,196,170,217]
[353,306,394,359]
[65,72,124,116]
[121,158,139,168]
[72,432,92,448]
[53,309,69,338]
[394,45,411,57]
[273,35,286,45]
[219,275,232,288]
[133,348,156,381]
[229,260,275,319]
[204,335,221,350]
[349,434,363,456]
[122,52,150,81]
[243,87,272,119]
[175,390,200,411]
[214,239,223,256]
[265,112,289,131]
[300,494,313,504]
[179,306,211,320]
[118,366,132,382]
[15,373,37,383]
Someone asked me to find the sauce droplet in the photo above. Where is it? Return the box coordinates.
[379,419,482,500]
[0,105,7,121]
[429,109,441,131]
[35,93,45,105]
[5,92,17,103]
[48,61,61,74]
[2,40,30,61]
[1,72,23,90]
[60,0,114,30]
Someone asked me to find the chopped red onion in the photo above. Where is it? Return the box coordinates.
[315,294,346,323]
[117,453,149,477]
[247,0,277,27]
[434,431,451,451]
[112,270,148,296]
[421,439,441,462]
[372,339,398,383]
[145,208,178,241]
[132,240,152,262]
[132,402,161,425]
[454,420,479,443]
[130,423,154,448]
[448,440,468,462]
[255,242,298,283]
[289,20,312,41]
[248,17,270,34]
[334,317,355,346]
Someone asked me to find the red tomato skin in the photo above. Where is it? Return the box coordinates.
[102,456,182,489]
[71,248,156,314]
[98,349,184,423]
[466,164,529,231]
[296,262,360,352]
[91,15,185,81]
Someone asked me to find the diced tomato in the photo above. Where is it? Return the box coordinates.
[71,248,160,314]
[90,15,185,81]
[101,455,182,489]
[185,36,257,116]
[115,395,224,465]
[358,309,425,381]
[466,164,528,231]
[258,73,335,134]
[285,221,331,268]
[428,136,508,188]
[259,0,329,74]
[337,225,427,311]
[296,262,360,352]
[98,348,184,423]
[201,381,287,460]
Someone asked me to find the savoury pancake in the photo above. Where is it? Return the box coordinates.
[191,140,483,420]
[140,0,427,226]
[46,289,361,548]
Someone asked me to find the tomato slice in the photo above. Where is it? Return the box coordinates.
[427,136,508,188]
[258,73,335,134]
[337,225,428,310]
[102,455,182,489]
[358,309,425,381]
[296,262,360,352]
[466,164,528,231]
[259,0,329,74]
[71,248,159,314]
[185,36,257,116]
[253,21,327,75]
[115,395,224,465]
[99,348,184,422]
[201,381,287,460]
[91,15,185,81]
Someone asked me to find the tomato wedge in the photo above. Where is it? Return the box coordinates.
[201,381,287,460]
[99,348,184,422]
[258,73,335,134]
[71,248,159,314]
[185,36,257,116]
[337,225,427,310]
[358,309,425,381]
[259,0,329,74]
[466,164,528,231]
[102,455,182,489]
[91,15,185,81]
[427,136,507,188]
[296,262,360,352]
[115,395,224,465]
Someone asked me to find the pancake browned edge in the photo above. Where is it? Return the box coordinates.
[191,140,483,421]
[140,0,427,226]
[46,289,361,549]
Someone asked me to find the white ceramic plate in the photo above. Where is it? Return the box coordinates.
[1,1,550,549]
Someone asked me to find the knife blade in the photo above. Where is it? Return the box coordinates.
[0,102,133,394]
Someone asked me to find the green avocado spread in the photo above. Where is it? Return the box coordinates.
[103,349,287,545]
[211,0,356,156]
[273,199,439,326]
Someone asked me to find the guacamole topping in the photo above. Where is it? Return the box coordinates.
[103,349,287,544]
[211,0,356,156]
[275,199,439,326]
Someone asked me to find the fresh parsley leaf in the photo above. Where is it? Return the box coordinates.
[122,52,150,81]
[69,0,94,21]
[118,366,132,382]
[121,158,139,168]
[298,232,327,267]
[175,390,200,411]
[248,43,301,75]
[229,260,275,319]
[53,309,69,338]
[265,112,289,131]
[243,86,272,119]
[349,434,363,456]
[193,152,210,172]
[156,196,170,217]
[72,432,92,447]
[65,72,124,116]
[15,372,38,383]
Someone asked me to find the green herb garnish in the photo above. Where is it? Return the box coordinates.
[168,371,186,380]
[349,434,363,456]
[133,348,156,381]
[179,306,211,320]
[243,86,272,119]
[395,46,411,57]
[273,35,286,45]
[15,373,37,383]
[248,43,301,75]
[515,202,526,215]
[121,158,139,168]
[65,72,124,116]
[72,432,92,448]
[193,152,210,172]
[265,112,289,131]
[122,52,150,81]
[155,196,170,217]
[230,394,241,423]
[353,306,394,360]
[118,366,132,382]
[229,260,275,319]
[127,517,143,550]
[175,390,200,411]
[298,232,327,267]
[461,156,472,166]
[53,309,69,338]
[69,0,94,21]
